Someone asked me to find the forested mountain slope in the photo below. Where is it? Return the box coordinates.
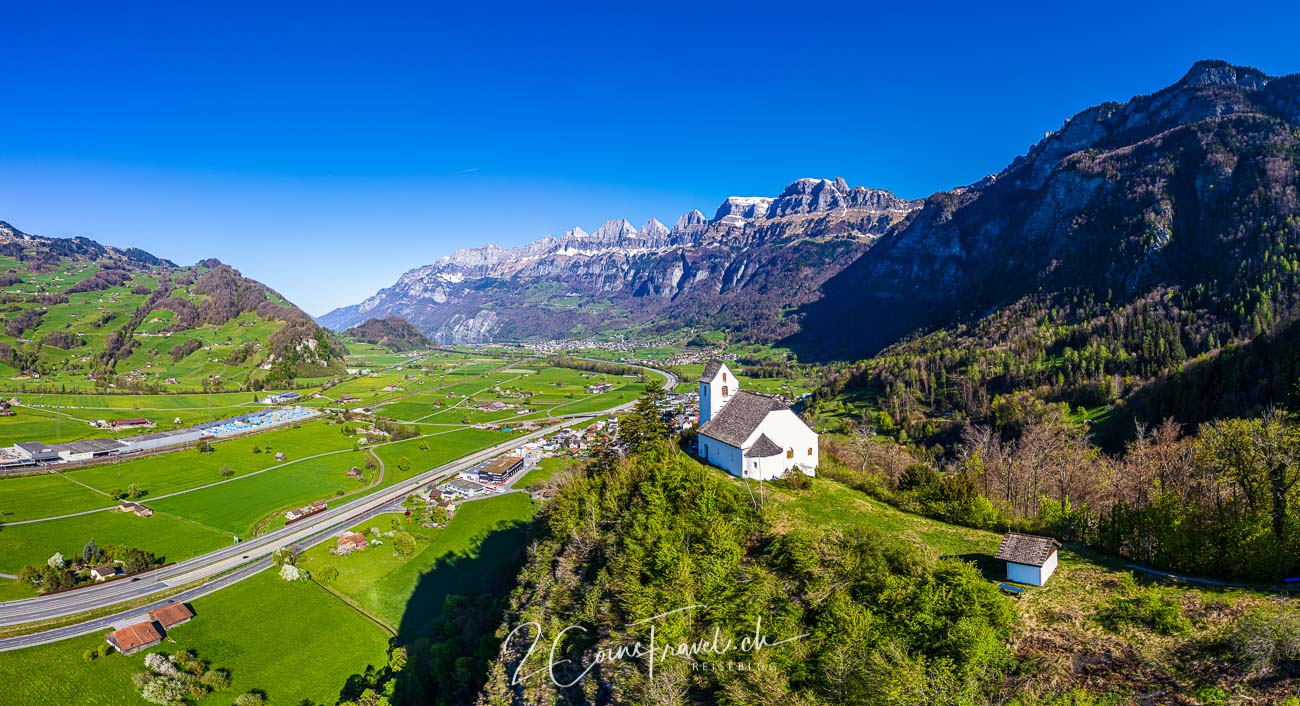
[0,221,344,392]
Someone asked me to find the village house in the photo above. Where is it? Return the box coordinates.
[90,565,119,582]
[105,621,162,656]
[337,532,368,553]
[285,500,327,523]
[695,361,818,481]
[995,532,1061,586]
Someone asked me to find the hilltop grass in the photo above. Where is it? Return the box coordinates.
[737,464,1292,702]
[0,571,391,705]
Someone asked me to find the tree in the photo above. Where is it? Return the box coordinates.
[82,538,101,564]
[393,531,416,558]
[47,552,65,570]
[397,456,411,473]
[316,564,339,583]
[126,483,143,499]
[233,691,266,706]
[620,380,672,452]
[119,548,157,574]
[219,465,234,478]
[429,505,450,526]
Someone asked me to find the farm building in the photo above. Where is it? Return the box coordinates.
[147,602,194,629]
[105,621,162,656]
[117,502,154,518]
[285,500,328,523]
[995,532,1061,586]
[263,391,302,405]
[111,418,156,430]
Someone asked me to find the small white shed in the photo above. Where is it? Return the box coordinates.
[995,532,1061,586]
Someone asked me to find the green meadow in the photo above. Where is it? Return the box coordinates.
[0,571,391,705]
[0,420,354,523]
[299,492,536,632]
[0,509,231,573]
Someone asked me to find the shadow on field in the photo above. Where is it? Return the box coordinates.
[952,552,1004,582]
[336,518,535,705]
[393,521,532,644]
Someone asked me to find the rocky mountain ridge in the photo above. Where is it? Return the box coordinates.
[788,60,1300,358]
[318,178,920,341]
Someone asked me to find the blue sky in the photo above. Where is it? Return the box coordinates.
[2,1,1298,316]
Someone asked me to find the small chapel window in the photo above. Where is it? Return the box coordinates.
[807,448,813,456]
[722,385,728,397]
[786,449,794,459]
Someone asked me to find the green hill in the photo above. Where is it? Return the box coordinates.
[0,221,345,392]
[344,315,431,352]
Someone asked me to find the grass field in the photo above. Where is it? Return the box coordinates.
[0,508,232,573]
[0,571,391,705]
[515,456,575,489]
[299,493,536,636]
[0,420,354,523]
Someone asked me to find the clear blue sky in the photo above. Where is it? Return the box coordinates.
[2,1,1298,316]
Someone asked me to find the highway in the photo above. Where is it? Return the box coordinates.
[0,363,675,650]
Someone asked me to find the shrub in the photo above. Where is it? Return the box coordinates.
[234,691,265,706]
[199,668,231,691]
[83,649,96,663]
[1096,587,1190,635]
[316,564,339,583]
[1231,607,1300,677]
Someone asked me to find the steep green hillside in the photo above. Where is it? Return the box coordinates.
[0,222,345,392]
[344,315,432,352]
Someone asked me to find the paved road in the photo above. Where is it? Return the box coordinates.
[0,363,675,647]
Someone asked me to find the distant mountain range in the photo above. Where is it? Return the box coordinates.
[317,179,919,342]
[320,60,1300,369]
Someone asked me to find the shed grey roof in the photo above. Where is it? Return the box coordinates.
[745,434,783,458]
[995,532,1060,567]
[699,391,787,447]
[699,360,725,382]
[53,439,127,455]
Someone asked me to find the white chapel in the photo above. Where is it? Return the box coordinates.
[695,361,818,481]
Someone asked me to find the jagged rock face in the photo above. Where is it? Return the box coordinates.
[767,177,921,217]
[788,60,1300,359]
[318,178,919,342]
